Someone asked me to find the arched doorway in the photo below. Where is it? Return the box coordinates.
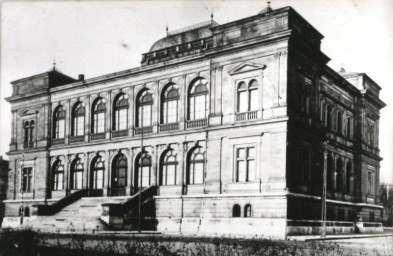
[90,156,104,196]
[111,153,128,196]
[134,152,152,192]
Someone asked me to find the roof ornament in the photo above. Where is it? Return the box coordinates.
[166,23,169,37]
[260,1,272,14]
[211,11,214,22]
[339,63,346,73]
[53,59,56,71]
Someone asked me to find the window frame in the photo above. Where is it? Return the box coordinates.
[52,160,64,191]
[71,102,85,137]
[112,153,128,188]
[92,98,107,134]
[71,158,84,190]
[187,147,205,185]
[136,89,153,128]
[161,84,180,124]
[234,145,256,183]
[53,106,66,139]
[113,93,129,131]
[188,77,209,121]
[21,167,33,193]
[91,156,105,190]
[135,152,152,188]
[160,149,178,186]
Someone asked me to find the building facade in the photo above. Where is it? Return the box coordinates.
[3,6,385,237]
[0,156,9,224]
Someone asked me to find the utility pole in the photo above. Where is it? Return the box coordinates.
[321,140,328,238]
[138,104,143,233]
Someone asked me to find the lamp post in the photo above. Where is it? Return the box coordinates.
[321,141,328,238]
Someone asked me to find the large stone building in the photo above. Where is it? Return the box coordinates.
[0,156,9,224]
[2,6,385,238]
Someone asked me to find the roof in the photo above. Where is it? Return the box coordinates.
[149,20,218,52]
[10,68,76,85]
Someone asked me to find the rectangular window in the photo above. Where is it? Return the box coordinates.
[346,116,352,138]
[73,171,83,190]
[236,146,256,182]
[167,100,177,123]
[194,95,206,120]
[141,166,150,187]
[58,120,65,138]
[368,171,374,195]
[94,170,103,189]
[118,109,127,130]
[97,113,105,133]
[337,111,342,135]
[21,168,32,192]
[249,89,259,111]
[238,91,248,113]
[166,165,176,185]
[77,116,85,136]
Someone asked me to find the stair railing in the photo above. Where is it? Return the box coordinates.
[32,189,88,216]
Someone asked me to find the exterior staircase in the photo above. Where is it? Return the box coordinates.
[24,196,131,232]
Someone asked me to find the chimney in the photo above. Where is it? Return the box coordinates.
[78,74,85,81]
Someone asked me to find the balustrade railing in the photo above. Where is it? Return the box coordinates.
[186,119,208,128]
[52,138,65,145]
[91,133,106,140]
[236,110,258,122]
[112,130,128,138]
[135,126,153,135]
[159,123,179,132]
[70,136,84,143]
[23,142,34,149]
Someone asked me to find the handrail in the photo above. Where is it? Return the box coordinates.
[32,189,88,216]
[102,186,157,217]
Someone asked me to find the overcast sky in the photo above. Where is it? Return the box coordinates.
[1,0,392,182]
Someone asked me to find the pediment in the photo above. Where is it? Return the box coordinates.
[20,108,38,116]
[228,62,266,75]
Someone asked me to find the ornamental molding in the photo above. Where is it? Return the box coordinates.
[228,62,266,76]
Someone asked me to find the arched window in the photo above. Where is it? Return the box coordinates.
[135,152,152,188]
[52,160,64,191]
[161,84,179,124]
[336,158,343,192]
[112,153,128,189]
[70,158,83,190]
[92,98,106,134]
[187,147,205,185]
[53,106,66,139]
[136,89,153,127]
[160,149,178,185]
[24,120,35,148]
[244,204,252,218]
[91,156,104,189]
[232,204,241,217]
[327,155,334,191]
[346,161,352,194]
[237,80,259,113]
[113,94,129,131]
[188,78,208,120]
[71,102,85,136]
